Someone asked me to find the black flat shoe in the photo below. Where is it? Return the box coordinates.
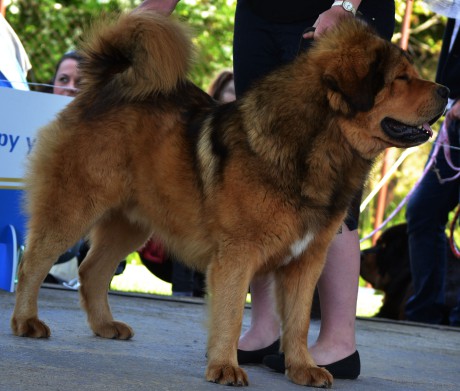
[237,339,280,364]
[263,350,361,380]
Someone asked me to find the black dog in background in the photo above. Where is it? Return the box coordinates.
[360,223,460,323]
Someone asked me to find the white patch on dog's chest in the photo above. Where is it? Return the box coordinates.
[282,232,315,265]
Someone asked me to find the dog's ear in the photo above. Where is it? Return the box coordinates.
[323,53,385,116]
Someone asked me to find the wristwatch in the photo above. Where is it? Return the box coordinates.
[331,1,357,16]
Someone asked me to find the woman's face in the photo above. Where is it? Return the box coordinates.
[53,58,80,97]
[219,80,236,103]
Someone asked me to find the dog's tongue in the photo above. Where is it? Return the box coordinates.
[423,123,433,138]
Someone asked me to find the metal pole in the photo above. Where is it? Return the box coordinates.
[400,0,414,50]
[372,0,413,244]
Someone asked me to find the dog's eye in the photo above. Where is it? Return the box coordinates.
[396,74,410,82]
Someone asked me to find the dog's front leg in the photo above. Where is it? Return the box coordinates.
[205,248,257,386]
[275,232,337,388]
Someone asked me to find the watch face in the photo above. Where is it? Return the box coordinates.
[344,2,353,11]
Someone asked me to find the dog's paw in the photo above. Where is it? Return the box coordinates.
[93,320,134,340]
[287,366,333,388]
[11,317,51,338]
[206,363,249,386]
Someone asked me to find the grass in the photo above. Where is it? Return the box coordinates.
[110,253,172,296]
[111,253,384,318]
[356,286,383,317]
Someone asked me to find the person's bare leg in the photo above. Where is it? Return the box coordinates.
[238,273,280,351]
[237,224,359,363]
[309,225,359,365]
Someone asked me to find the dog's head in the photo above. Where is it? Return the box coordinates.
[360,223,410,291]
[310,18,448,159]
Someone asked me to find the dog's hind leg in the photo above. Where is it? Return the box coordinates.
[205,244,258,386]
[11,207,94,338]
[79,210,151,340]
[274,229,339,388]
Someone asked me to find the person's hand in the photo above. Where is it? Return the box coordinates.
[445,100,460,128]
[136,0,179,16]
[303,4,356,40]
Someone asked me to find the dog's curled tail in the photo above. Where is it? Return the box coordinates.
[78,10,193,100]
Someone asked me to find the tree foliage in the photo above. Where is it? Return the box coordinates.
[394,0,446,79]
[5,0,236,89]
[176,0,236,88]
[6,1,446,88]
[6,0,122,87]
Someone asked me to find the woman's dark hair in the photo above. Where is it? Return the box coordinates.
[207,70,234,101]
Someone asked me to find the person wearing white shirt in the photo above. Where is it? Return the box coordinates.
[0,13,31,90]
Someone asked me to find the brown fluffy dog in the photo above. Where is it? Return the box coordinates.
[11,11,447,388]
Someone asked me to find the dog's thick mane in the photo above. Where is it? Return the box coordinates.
[234,22,377,217]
